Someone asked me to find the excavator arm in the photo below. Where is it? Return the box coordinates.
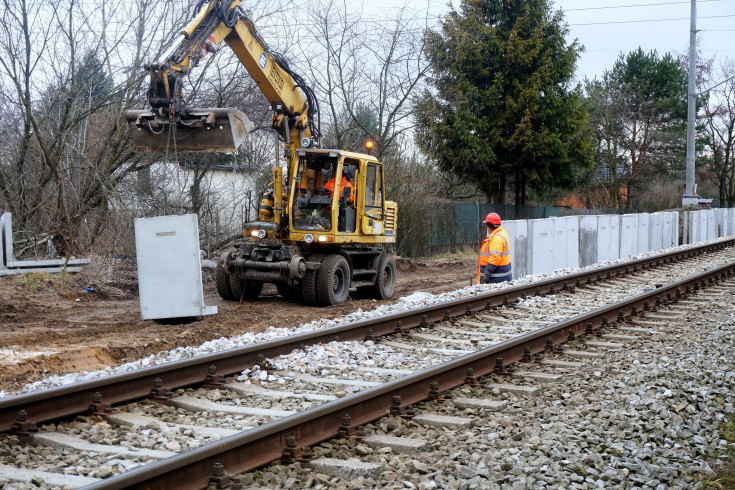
[127,0,320,154]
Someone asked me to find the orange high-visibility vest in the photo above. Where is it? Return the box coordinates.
[477,226,511,283]
[324,176,354,202]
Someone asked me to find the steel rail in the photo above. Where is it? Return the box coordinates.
[82,260,735,489]
[0,239,732,436]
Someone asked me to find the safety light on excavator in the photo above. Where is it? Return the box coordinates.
[365,140,374,155]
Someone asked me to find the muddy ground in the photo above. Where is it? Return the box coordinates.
[0,253,477,394]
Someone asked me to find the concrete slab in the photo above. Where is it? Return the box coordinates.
[135,214,217,320]
[584,341,623,349]
[362,435,430,454]
[33,432,175,459]
[381,340,474,356]
[601,333,639,341]
[307,458,384,480]
[452,397,507,411]
[503,219,528,279]
[0,462,100,488]
[294,373,380,388]
[529,218,555,274]
[167,395,296,417]
[225,382,337,401]
[596,215,615,262]
[537,359,586,368]
[637,213,650,253]
[707,210,717,240]
[649,213,664,251]
[411,333,493,347]
[563,350,604,359]
[106,411,242,438]
[511,371,563,382]
[412,414,474,429]
[485,383,539,397]
[619,214,638,258]
[617,326,659,334]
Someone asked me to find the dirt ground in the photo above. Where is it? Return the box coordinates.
[0,254,477,394]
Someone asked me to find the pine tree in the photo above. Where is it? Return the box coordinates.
[415,0,593,204]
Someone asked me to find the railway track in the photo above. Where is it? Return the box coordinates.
[0,240,734,488]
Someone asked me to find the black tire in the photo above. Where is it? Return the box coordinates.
[301,254,325,306]
[373,253,397,299]
[229,274,263,301]
[316,254,350,306]
[216,258,235,300]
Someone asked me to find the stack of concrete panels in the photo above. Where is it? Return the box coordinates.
[554,216,580,270]
[649,213,664,251]
[0,212,89,276]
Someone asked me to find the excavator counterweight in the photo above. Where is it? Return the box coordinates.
[126,108,253,153]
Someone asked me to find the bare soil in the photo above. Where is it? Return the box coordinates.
[0,254,477,394]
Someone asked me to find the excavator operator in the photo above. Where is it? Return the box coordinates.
[325,166,355,204]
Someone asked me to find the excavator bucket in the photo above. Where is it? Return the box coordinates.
[126,108,253,153]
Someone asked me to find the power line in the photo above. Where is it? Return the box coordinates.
[570,13,735,26]
[563,0,723,12]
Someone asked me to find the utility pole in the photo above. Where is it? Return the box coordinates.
[682,0,699,206]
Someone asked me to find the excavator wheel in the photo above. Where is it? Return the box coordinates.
[216,258,235,300]
[229,274,264,301]
[358,252,396,300]
[301,254,325,306]
[316,254,350,306]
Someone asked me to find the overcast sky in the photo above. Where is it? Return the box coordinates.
[360,0,735,84]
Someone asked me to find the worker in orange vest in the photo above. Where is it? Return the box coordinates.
[324,166,355,203]
[477,212,512,284]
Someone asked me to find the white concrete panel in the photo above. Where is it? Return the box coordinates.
[528,218,555,275]
[649,213,664,251]
[135,214,217,320]
[619,214,638,258]
[715,208,729,237]
[0,212,8,268]
[596,215,615,262]
[707,210,717,240]
[551,218,568,270]
[730,209,735,237]
[662,212,674,249]
[637,213,650,253]
[579,215,598,267]
[672,211,680,247]
[501,219,527,280]
[563,216,580,269]
[698,211,708,243]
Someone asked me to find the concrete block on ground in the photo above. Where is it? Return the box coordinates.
[412,414,474,429]
[554,216,579,270]
[167,395,296,417]
[619,214,638,258]
[33,432,175,459]
[452,397,507,411]
[307,458,385,480]
[579,215,598,267]
[485,383,539,397]
[502,219,528,279]
[135,214,217,320]
[362,435,430,454]
[698,210,708,242]
[0,462,100,488]
[528,218,555,274]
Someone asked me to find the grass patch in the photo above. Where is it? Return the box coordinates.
[701,418,735,489]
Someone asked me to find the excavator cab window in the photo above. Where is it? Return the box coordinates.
[364,163,384,219]
[292,154,337,232]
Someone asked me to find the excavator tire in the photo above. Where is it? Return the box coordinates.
[359,252,396,300]
[216,258,235,300]
[229,274,264,301]
[316,254,350,306]
[301,254,325,306]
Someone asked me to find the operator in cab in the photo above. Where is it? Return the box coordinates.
[325,166,355,203]
[477,213,512,284]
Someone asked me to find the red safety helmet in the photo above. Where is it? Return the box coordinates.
[483,212,501,225]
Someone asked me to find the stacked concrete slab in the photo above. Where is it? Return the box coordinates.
[0,212,89,276]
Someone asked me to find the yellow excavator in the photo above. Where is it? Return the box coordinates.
[126,0,397,306]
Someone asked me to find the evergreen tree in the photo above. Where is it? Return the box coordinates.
[415,0,593,204]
